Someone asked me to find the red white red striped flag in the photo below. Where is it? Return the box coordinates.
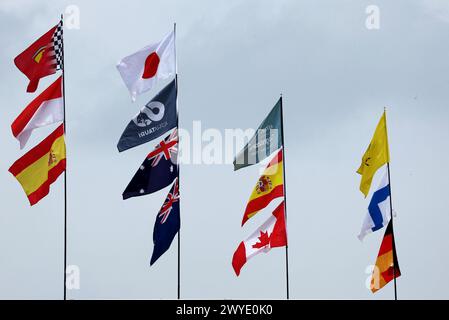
[11,76,63,149]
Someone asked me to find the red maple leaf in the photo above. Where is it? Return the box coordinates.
[252,231,271,249]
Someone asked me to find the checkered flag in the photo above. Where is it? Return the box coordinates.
[50,20,64,70]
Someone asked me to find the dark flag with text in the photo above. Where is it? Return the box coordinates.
[233,99,282,171]
[122,129,178,200]
[150,177,180,265]
[117,79,177,152]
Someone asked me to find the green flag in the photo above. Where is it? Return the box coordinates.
[233,99,283,171]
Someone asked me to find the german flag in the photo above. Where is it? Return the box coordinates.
[241,148,284,226]
[370,220,401,293]
[9,124,66,206]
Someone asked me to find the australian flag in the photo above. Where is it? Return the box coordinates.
[151,177,180,265]
[122,129,178,200]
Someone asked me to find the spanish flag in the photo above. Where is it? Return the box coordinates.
[370,220,401,293]
[9,124,66,206]
[357,111,390,197]
[241,148,284,226]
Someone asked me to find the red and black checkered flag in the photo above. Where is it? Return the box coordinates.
[14,19,64,92]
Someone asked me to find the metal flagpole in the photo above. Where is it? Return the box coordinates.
[60,13,68,301]
[279,95,290,300]
[384,108,398,301]
[174,22,181,300]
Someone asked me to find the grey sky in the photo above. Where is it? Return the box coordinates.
[1,0,449,299]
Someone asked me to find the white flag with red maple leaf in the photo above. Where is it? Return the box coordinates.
[232,201,287,276]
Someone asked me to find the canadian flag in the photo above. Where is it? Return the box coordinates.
[232,201,287,276]
[11,76,64,149]
[116,29,175,101]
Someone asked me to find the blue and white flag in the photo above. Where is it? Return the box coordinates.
[358,168,391,241]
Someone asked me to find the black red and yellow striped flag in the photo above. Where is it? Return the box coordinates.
[9,124,66,206]
[370,220,401,293]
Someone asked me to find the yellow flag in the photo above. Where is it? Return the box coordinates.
[357,112,390,197]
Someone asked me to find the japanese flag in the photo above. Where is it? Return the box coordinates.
[116,29,175,101]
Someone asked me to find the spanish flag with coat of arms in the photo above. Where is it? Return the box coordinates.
[9,124,66,206]
[241,148,284,226]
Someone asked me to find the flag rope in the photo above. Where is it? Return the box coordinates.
[174,22,181,300]
[60,13,68,301]
[384,108,398,301]
[279,95,290,300]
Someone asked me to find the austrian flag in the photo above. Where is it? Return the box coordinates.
[232,201,287,276]
[11,76,63,149]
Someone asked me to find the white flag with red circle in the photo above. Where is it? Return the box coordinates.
[116,29,175,102]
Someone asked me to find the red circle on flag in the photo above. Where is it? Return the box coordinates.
[142,52,160,79]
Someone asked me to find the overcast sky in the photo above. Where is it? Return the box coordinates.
[1,0,449,300]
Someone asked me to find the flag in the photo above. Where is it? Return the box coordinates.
[233,99,282,171]
[123,129,178,200]
[232,201,287,276]
[241,148,284,226]
[358,167,391,241]
[357,112,390,197]
[8,124,66,206]
[14,20,63,93]
[117,79,177,152]
[370,220,401,293]
[11,76,63,149]
[150,177,180,265]
[116,29,175,101]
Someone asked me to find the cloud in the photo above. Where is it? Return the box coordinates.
[420,0,449,23]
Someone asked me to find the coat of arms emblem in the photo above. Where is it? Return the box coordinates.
[256,175,272,194]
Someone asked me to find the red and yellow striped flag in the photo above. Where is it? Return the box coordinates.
[370,220,401,293]
[9,124,66,206]
[241,148,284,226]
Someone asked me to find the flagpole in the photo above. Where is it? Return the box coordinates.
[384,108,398,301]
[60,13,68,301]
[279,94,290,300]
[174,22,181,300]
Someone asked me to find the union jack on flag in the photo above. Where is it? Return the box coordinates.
[150,175,181,265]
[158,178,179,224]
[147,128,178,167]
